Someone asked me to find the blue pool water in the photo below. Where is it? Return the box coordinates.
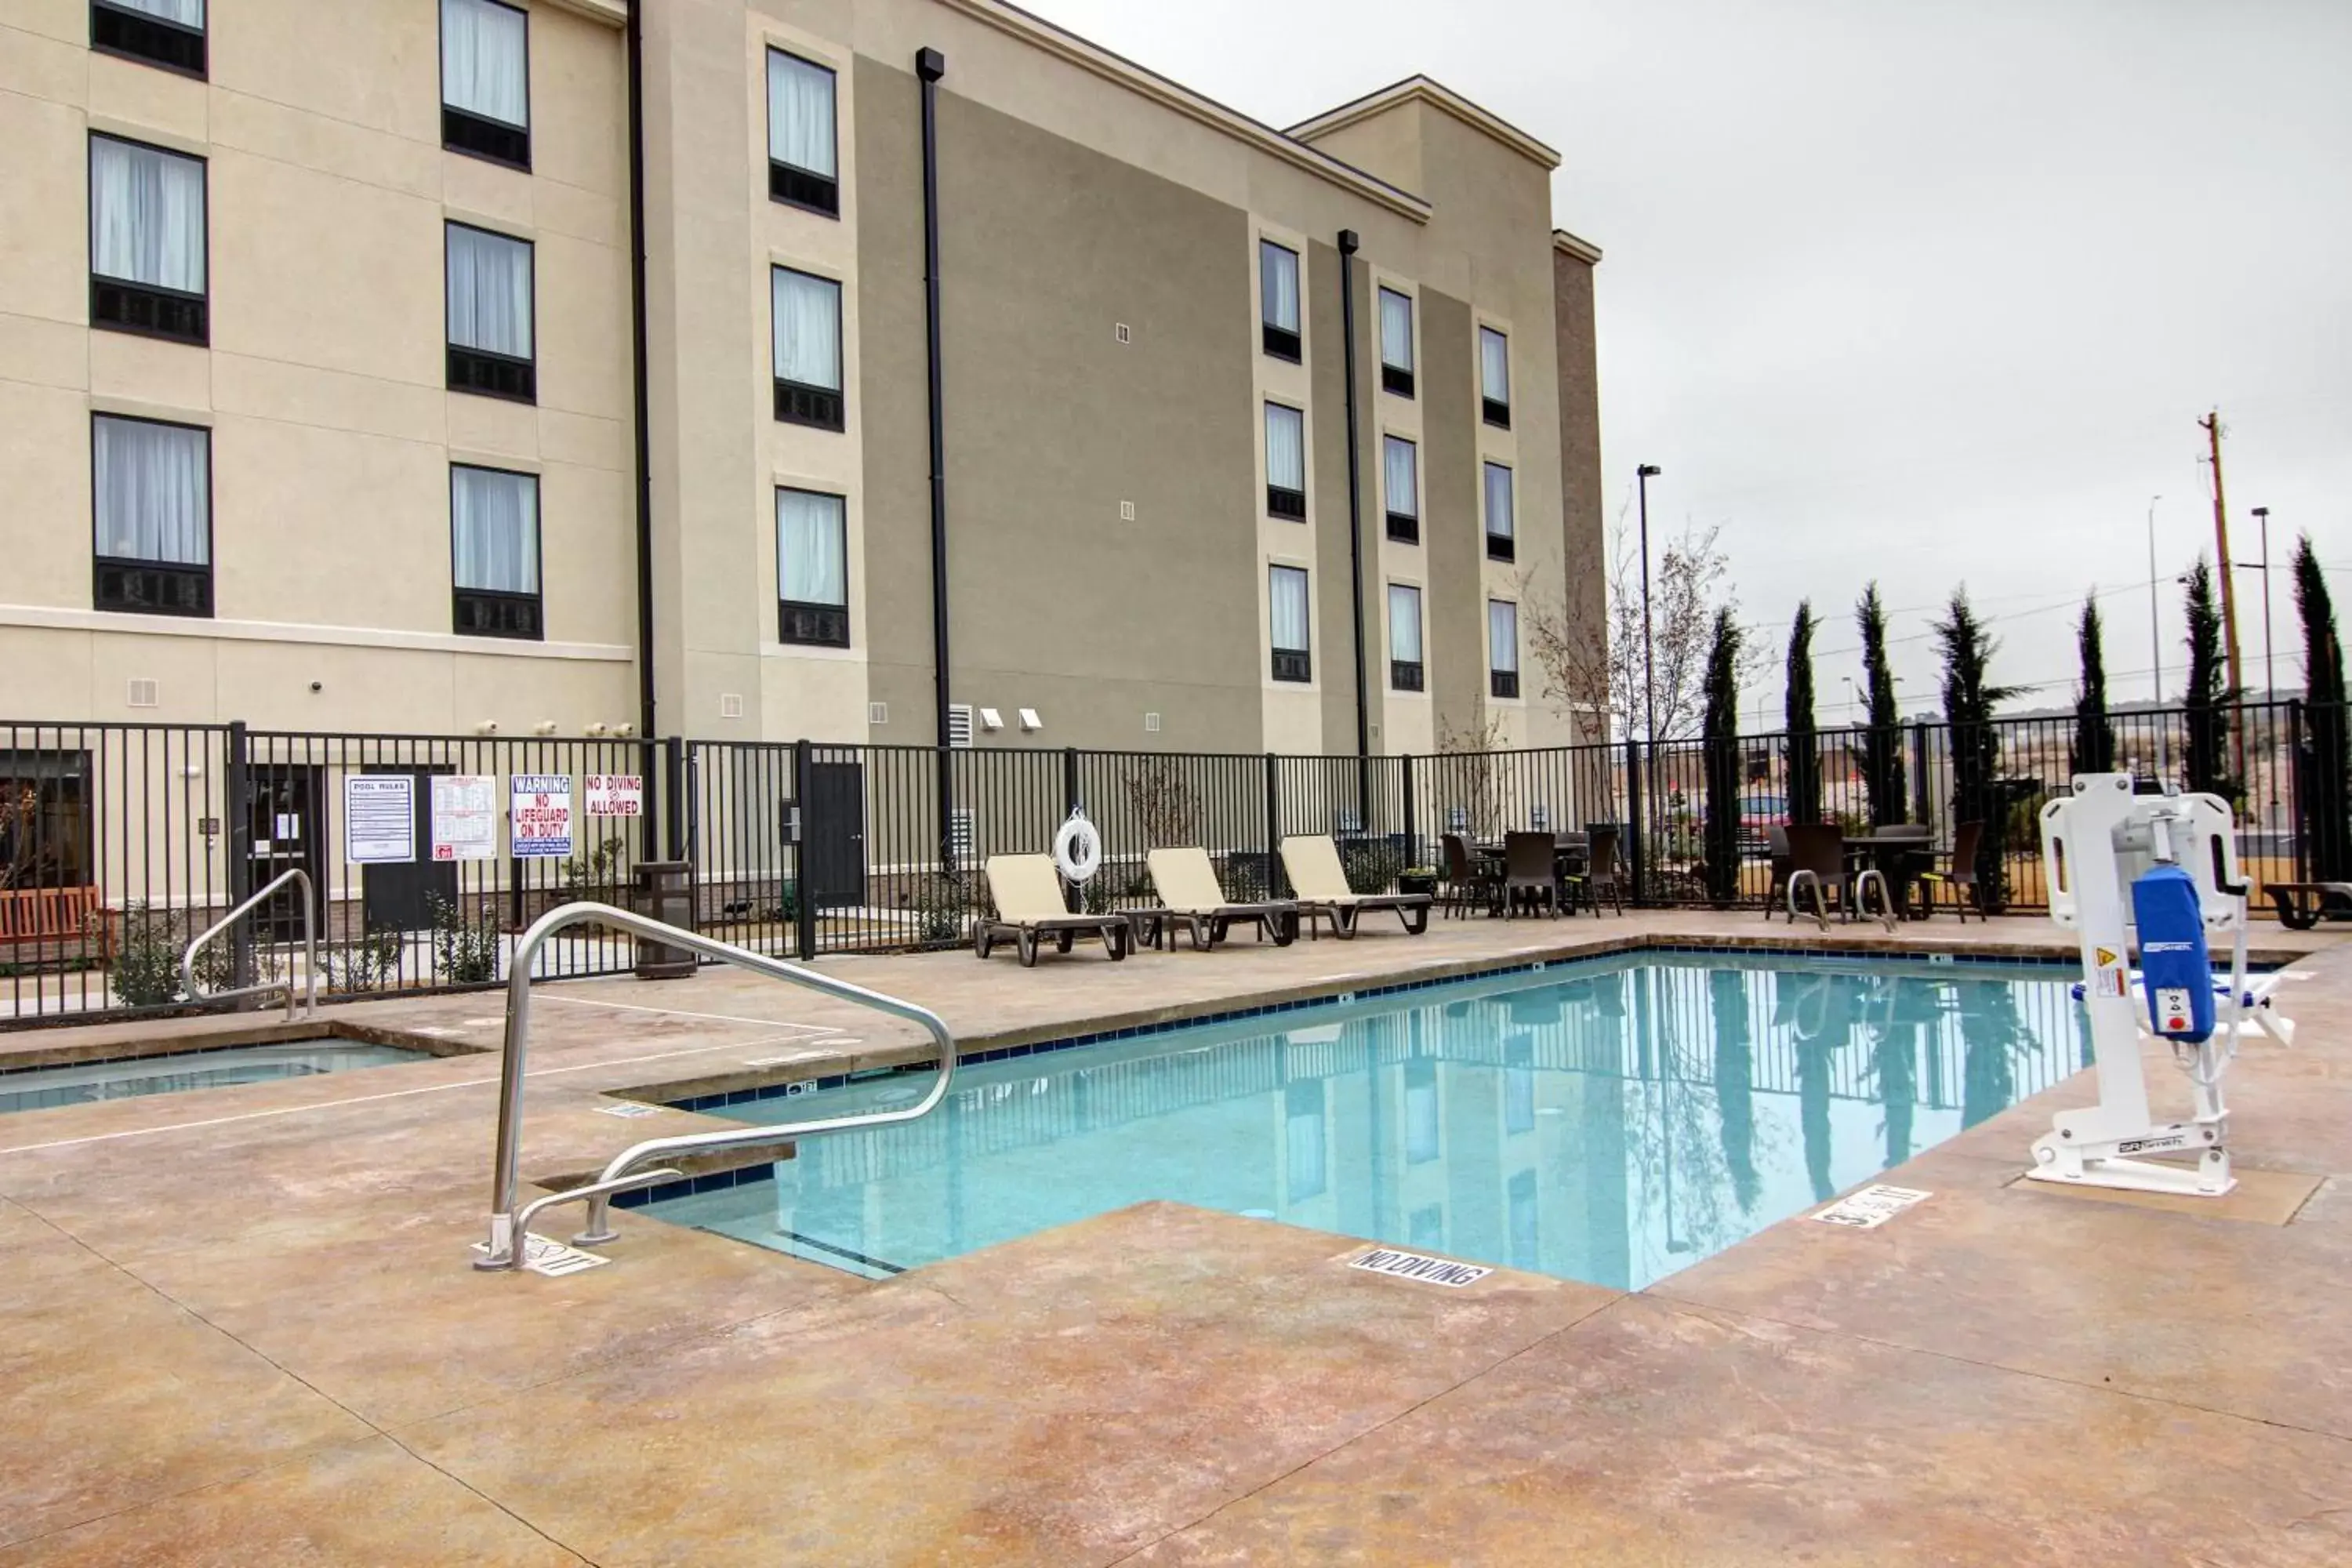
[633,956,2090,1288]
[0,1040,429,1115]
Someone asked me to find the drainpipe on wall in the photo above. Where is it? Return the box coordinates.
[626,1,659,851]
[917,48,956,869]
[1336,230,1372,817]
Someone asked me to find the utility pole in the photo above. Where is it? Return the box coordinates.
[2200,412,2245,697]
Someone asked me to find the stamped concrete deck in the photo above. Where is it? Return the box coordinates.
[3,909,2350,1564]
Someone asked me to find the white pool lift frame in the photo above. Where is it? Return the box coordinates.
[2034,772,2295,1197]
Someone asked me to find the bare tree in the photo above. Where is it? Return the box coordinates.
[1523,519,1744,742]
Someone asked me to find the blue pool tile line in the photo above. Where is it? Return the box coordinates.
[614,1160,777,1210]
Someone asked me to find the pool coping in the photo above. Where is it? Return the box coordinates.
[0,1016,492,1076]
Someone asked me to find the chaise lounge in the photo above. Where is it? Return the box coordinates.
[1279,834,1432,940]
[976,854,1131,966]
[1131,847,1298,951]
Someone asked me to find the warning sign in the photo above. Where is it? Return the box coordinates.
[586,774,643,818]
[1811,1185,1932,1229]
[510,774,574,860]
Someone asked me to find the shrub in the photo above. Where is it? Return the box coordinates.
[909,875,971,946]
[1341,840,1407,895]
[326,928,405,993]
[110,906,184,1008]
[430,896,501,985]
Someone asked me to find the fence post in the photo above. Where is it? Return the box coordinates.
[662,736,685,861]
[1264,753,1281,897]
[1400,753,1418,870]
[223,719,253,991]
[1624,738,1647,906]
[1910,723,1932,829]
[793,739,817,962]
[1062,746,1080,816]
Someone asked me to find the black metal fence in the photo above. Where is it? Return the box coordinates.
[4,701,2338,1024]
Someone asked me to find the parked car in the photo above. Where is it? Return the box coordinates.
[1697,792,1788,855]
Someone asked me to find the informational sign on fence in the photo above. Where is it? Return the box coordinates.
[430,774,499,862]
[343,775,414,864]
[510,774,575,859]
[586,774,643,818]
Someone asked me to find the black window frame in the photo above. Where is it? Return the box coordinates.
[776,486,851,648]
[771,266,846,432]
[1484,462,1515,563]
[91,412,213,620]
[445,220,538,405]
[1480,326,1512,429]
[1489,599,1519,699]
[1265,401,1306,520]
[90,0,205,78]
[1269,564,1312,684]
[1259,238,1301,362]
[88,131,209,348]
[1388,583,1424,693]
[1383,434,1418,544]
[766,48,841,219]
[448,463,543,641]
[439,0,532,172]
[1377,286,1415,399]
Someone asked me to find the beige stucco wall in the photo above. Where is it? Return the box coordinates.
[0,0,640,733]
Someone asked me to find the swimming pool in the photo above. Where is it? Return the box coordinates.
[0,1040,430,1116]
[630,954,2090,1288]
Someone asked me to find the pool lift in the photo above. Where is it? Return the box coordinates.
[2034,772,2295,1197]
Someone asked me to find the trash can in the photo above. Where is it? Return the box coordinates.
[632,860,696,980]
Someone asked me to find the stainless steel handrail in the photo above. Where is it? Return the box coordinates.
[181,867,319,1022]
[475,901,957,1272]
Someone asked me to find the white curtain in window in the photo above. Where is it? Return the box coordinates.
[1259,241,1299,332]
[1379,288,1414,370]
[1490,600,1519,673]
[93,417,207,564]
[446,224,532,358]
[1405,1062,1439,1163]
[89,137,205,293]
[1388,585,1423,663]
[1484,463,1515,539]
[1264,403,1304,491]
[451,466,538,592]
[442,0,528,128]
[767,51,837,176]
[772,268,842,390]
[1269,566,1309,652]
[777,488,847,606]
[1481,326,1510,405]
[1383,436,1417,517]
[111,0,205,24]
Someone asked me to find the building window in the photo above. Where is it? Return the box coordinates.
[1490,599,1519,699]
[91,0,205,77]
[773,267,844,430]
[1388,583,1424,692]
[1259,239,1301,361]
[1285,1079,1327,1203]
[441,0,530,170]
[450,464,541,639]
[1383,435,1418,544]
[1264,401,1305,519]
[777,488,849,647]
[92,414,210,618]
[1269,564,1310,683]
[1481,326,1512,429]
[445,222,535,402]
[89,134,206,346]
[1405,1057,1439,1164]
[767,49,838,216]
[1484,461,1515,561]
[1378,286,1414,397]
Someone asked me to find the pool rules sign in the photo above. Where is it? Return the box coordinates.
[510,775,574,859]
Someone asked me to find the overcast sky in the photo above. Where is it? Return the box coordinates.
[1029,0,2352,723]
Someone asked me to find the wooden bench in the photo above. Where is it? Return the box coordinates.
[0,885,120,963]
[2263,882,2352,931]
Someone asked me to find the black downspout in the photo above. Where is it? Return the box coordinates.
[1336,230,1372,820]
[626,2,657,851]
[917,48,955,869]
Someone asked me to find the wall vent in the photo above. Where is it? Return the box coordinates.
[868,701,888,726]
[1119,499,1135,522]
[946,702,975,749]
[1143,712,1161,734]
[1113,322,1131,345]
[125,678,159,709]
[719,692,744,720]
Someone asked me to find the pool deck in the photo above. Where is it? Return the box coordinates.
[3,909,2350,1563]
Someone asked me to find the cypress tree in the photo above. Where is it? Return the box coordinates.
[1701,608,1744,907]
[1857,583,1905,826]
[1784,601,1820,824]
[2183,557,2236,798]
[1933,589,2022,912]
[2295,535,2350,879]
[2072,595,2116,775]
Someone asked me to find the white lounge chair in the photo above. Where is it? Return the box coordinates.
[1133,848,1298,950]
[976,854,1131,966]
[1279,835,1432,940]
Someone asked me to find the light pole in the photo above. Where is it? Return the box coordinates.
[2247,506,2276,699]
[1636,465,1661,747]
[2147,495,2169,775]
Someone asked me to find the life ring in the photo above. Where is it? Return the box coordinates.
[1054,810,1103,884]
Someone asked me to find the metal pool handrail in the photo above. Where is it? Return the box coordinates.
[181,867,319,1022]
[475,902,958,1272]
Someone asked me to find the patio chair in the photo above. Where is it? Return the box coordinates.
[1763,826,1794,917]
[976,854,1131,965]
[1279,835,1432,939]
[1567,824,1627,916]
[1133,847,1298,950]
[1781,823,1853,931]
[1501,831,1561,918]
[1440,833,1501,918]
[1912,821,1985,923]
